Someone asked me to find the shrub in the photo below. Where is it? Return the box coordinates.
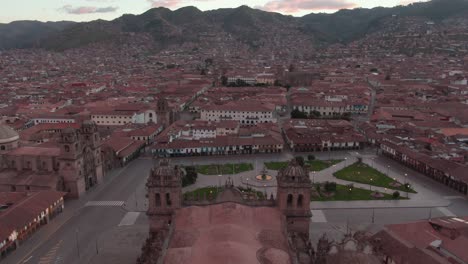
[393,191,400,199]
[182,166,198,187]
[308,155,315,161]
[324,181,337,192]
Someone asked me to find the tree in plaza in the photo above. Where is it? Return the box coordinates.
[291,109,308,119]
[221,76,228,86]
[324,181,337,192]
[182,166,198,187]
[310,110,321,118]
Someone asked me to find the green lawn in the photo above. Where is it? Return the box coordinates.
[333,162,416,193]
[195,163,253,175]
[264,160,342,171]
[264,161,288,170]
[312,183,407,201]
[308,160,342,171]
[184,187,220,200]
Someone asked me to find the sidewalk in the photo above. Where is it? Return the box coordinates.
[311,198,451,209]
[2,166,127,264]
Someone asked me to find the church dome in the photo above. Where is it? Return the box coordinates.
[0,125,19,143]
[277,159,311,184]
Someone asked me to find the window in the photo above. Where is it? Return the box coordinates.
[0,145,5,151]
[297,194,304,208]
[166,193,172,206]
[155,193,161,206]
[64,145,70,152]
[287,194,293,208]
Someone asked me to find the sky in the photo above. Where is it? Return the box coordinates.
[0,0,427,23]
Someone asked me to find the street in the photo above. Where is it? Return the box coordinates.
[3,150,467,264]
[4,159,153,264]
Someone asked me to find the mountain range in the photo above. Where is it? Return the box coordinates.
[1,0,468,51]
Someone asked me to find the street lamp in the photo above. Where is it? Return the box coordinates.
[387,165,390,176]
[246,177,250,190]
[218,174,222,191]
[405,173,409,198]
[312,171,316,184]
[369,178,373,191]
[345,157,348,167]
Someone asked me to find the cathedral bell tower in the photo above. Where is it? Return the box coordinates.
[156,97,171,128]
[146,159,182,231]
[58,128,85,198]
[276,159,312,236]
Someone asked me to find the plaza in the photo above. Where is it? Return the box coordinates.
[3,149,467,264]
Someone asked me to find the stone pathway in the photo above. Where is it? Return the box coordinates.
[179,150,459,209]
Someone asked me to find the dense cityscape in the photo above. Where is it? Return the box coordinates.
[0,0,468,263]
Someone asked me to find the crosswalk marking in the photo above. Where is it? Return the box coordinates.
[38,240,62,264]
[85,201,125,207]
[119,212,140,226]
[437,207,456,217]
[311,210,327,223]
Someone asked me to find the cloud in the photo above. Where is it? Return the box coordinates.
[260,0,357,13]
[60,5,118,15]
[147,0,181,9]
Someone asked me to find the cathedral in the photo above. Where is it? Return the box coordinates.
[0,121,103,198]
[138,158,316,264]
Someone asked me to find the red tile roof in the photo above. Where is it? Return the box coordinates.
[0,191,66,243]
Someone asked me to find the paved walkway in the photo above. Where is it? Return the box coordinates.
[178,149,462,209]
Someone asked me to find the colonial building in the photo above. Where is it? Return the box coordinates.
[0,122,104,198]
[153,122,284,157]
[0,191,65,259]
[200,102,276,125]
[283,119,366,152]
[380,139,468,196]
[372,216,468,264]
[138,159,316,264]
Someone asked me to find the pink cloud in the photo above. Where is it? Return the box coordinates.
[61,5,118,14]
[261,0,357,13]
[147,0,181,9]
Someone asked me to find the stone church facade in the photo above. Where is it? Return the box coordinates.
[0,121,103,198]
[138,158,316,264]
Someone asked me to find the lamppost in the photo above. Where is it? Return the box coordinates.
[369,178,373,191]
[387,165,390,176]
[405,173,409,198]
[345,157,348,167]
[218,174,222,191]
[246,177,250,190]
[312,171,316,184]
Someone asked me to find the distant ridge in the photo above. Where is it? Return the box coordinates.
[1,0,468,51]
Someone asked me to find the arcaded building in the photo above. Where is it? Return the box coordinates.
[0,121,103,198]
[138,159,315,264]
